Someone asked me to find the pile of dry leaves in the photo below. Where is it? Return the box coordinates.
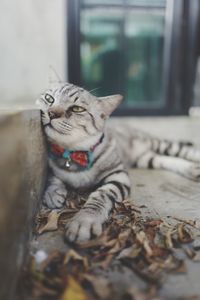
[20,197,200,300]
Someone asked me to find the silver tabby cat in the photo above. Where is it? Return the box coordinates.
[36,82,200,242]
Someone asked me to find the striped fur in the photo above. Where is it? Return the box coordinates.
[36,83,200,242]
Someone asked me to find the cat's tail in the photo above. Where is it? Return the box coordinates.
[132,137,200,181]
[150,138,200,163]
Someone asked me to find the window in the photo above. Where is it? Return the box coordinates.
[67,0,200,115]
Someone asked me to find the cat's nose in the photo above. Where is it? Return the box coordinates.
[48,110,62,119]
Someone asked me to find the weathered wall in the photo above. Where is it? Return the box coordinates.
[0,0,66,106]
[0,109,47,300]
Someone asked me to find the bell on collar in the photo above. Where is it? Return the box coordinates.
[65,158,71,168]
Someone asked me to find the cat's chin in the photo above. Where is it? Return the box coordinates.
[44,125,70,144]
[44,125,83,148]
[44,125,103,150]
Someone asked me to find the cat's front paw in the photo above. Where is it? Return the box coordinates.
[43,185,67,208]
[65,211,103,242]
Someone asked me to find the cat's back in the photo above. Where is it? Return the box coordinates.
[106,119,149,166]
[107,118,145,142]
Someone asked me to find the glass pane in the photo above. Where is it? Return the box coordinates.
[80,2,166,108]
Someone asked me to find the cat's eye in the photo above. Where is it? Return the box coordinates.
[44,93,54,104]
[71,105,86,113]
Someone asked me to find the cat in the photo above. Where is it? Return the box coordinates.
[36,82,200,242]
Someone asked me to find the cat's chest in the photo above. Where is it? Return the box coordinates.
[49,159,97,189]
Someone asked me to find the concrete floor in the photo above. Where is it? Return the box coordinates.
[131,169,200,299]
[122,117,200,298]
[31,117,200,299]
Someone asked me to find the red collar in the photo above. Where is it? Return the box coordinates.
[48,134,104,169]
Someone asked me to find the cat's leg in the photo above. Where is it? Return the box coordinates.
[43,175,68,208]
[135,150,200,181]
[151,138,200,163]
[65,171,130,242]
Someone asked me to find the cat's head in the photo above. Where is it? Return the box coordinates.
[36,83,123,148]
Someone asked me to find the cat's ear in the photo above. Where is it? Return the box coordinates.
[97,94,123,116]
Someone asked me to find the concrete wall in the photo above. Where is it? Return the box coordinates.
[0,2,66,296]
[0,109,47,300]
[0,0,66,107]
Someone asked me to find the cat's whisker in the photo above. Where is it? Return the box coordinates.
[62,121,72,128]
[51,121,72,134]
[57,121,72,130]
[88,86,102,93]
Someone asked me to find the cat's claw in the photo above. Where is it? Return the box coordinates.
[65,211,103,242]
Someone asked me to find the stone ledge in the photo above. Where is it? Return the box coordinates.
[0,109,46,300]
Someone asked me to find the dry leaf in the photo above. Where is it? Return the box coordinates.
[60,277,88,300]
[64,249,89,270]
[165,228,174,249]
[105,229,132,255]
[83,274,111,299]
[136,231,153,257]
[177,223,193,244]
[99,253,114,269]
[183,245,196,259]
[25,199,200,300]
[172,217,200,230]
[145,220,163,227]
[37,210,61,234]
[78,235,108,249]
[117,245,141,260]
